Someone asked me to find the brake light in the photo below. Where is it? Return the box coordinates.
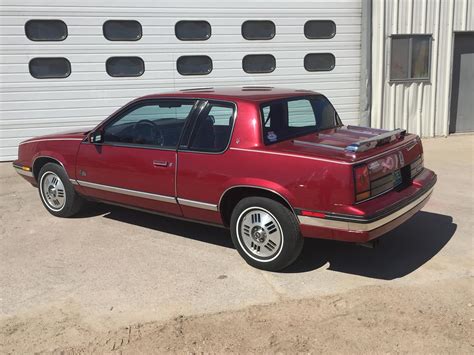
[354,164,370,202]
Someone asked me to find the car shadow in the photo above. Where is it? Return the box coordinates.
[74,203,234,249]
[284,211,457,279]
[75,205,455,280]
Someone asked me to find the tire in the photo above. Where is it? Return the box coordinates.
[230,197,304,271]
[38,162,84,217]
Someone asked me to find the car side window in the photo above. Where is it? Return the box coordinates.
[188,102,235,152]
[103,100,196,148]
[262,106,271,127]
[311,96,339,130]
[261,96,340,145]
[287,99,316,127]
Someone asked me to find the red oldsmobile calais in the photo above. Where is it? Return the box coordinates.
[13,87,436,271]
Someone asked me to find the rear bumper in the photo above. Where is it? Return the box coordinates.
[298,169,437,242]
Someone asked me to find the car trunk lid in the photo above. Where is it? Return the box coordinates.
[269,125,420,163]
[292,125,407,157]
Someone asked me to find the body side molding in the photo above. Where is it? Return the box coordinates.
[75,179,219,210]
[77,180,177,204]
[177,198,218,211]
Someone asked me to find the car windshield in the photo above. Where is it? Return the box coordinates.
[260,95,342,145]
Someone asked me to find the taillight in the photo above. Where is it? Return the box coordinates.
[410,154,424,179]
[354,164,370,202]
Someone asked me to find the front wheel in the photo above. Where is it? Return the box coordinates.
[38,163,84,217]
[230,197,304,271]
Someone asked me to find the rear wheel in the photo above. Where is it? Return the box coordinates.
[38,163,84,217]
[230,197,303,271]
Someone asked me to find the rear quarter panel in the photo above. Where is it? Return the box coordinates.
[177,100,355,220]
[177,148,354,220]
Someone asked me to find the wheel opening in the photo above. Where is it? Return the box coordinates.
[220,187,293,227]
[33,157,61,181]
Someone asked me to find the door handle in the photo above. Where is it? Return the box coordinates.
[153,160,169,167]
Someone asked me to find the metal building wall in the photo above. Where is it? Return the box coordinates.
[0,0,363,161]
[371,0,474,137]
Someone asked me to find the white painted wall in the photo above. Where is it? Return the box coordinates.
[371,0,474,137]
[0,0,363,161]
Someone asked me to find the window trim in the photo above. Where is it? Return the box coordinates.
[178,100,238,155]
[304,53,336,72]
[102,20,142,41]
[241,20,276,40]
[175,20,211,41]
[28,57,71,79]
[184,100,237,154]
[389,34,432,83]
[176,55,213,76]
[259,95,343,146]
[304,20,336,39]
[106,56,145,77]
[96,98,201,151]
[242,54,276,74]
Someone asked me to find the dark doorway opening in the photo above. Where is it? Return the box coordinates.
[449,32,474,134]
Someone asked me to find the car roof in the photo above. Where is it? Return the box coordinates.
[138,87,322,104]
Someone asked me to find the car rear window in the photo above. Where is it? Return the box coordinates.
[260,96,341,145]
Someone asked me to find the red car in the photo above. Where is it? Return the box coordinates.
[13,87,436,271]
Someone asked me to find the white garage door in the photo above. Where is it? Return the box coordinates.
[0,0,362,161]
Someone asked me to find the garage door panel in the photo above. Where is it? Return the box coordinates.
[0,0,362,161]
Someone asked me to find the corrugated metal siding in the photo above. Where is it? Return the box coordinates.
[0,0,362,161]
[371,0,474,137]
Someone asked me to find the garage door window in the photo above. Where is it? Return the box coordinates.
[25,20,67,41]
[243,54,275,74]
[106,57,144,77]
[29,58,71,79]
[304,53,335,71]
[175,21,211,40]
[242,21,275,40]
[177,56,213,75]
[304,20,336,39]
[390,35,431,82]
[103,20,142,41]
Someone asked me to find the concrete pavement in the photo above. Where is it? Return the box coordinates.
[0,135,472,332]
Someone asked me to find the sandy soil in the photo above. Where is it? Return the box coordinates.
[1,277,472,354]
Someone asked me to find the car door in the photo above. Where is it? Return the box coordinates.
[176,100,237,224]
[75,98,199,216]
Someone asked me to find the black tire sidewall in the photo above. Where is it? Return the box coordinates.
[38,163,81,217]
[230,197,303,271]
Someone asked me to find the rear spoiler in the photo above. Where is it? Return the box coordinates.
[345,126,406,153]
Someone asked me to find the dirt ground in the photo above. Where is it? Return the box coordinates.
[2,278,473,354]
[1,135,473,353]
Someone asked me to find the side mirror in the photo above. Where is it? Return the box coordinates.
[89,130,104,144]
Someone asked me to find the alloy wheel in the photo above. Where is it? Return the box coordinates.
[237,207,283,261]
[40,172,66,211]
